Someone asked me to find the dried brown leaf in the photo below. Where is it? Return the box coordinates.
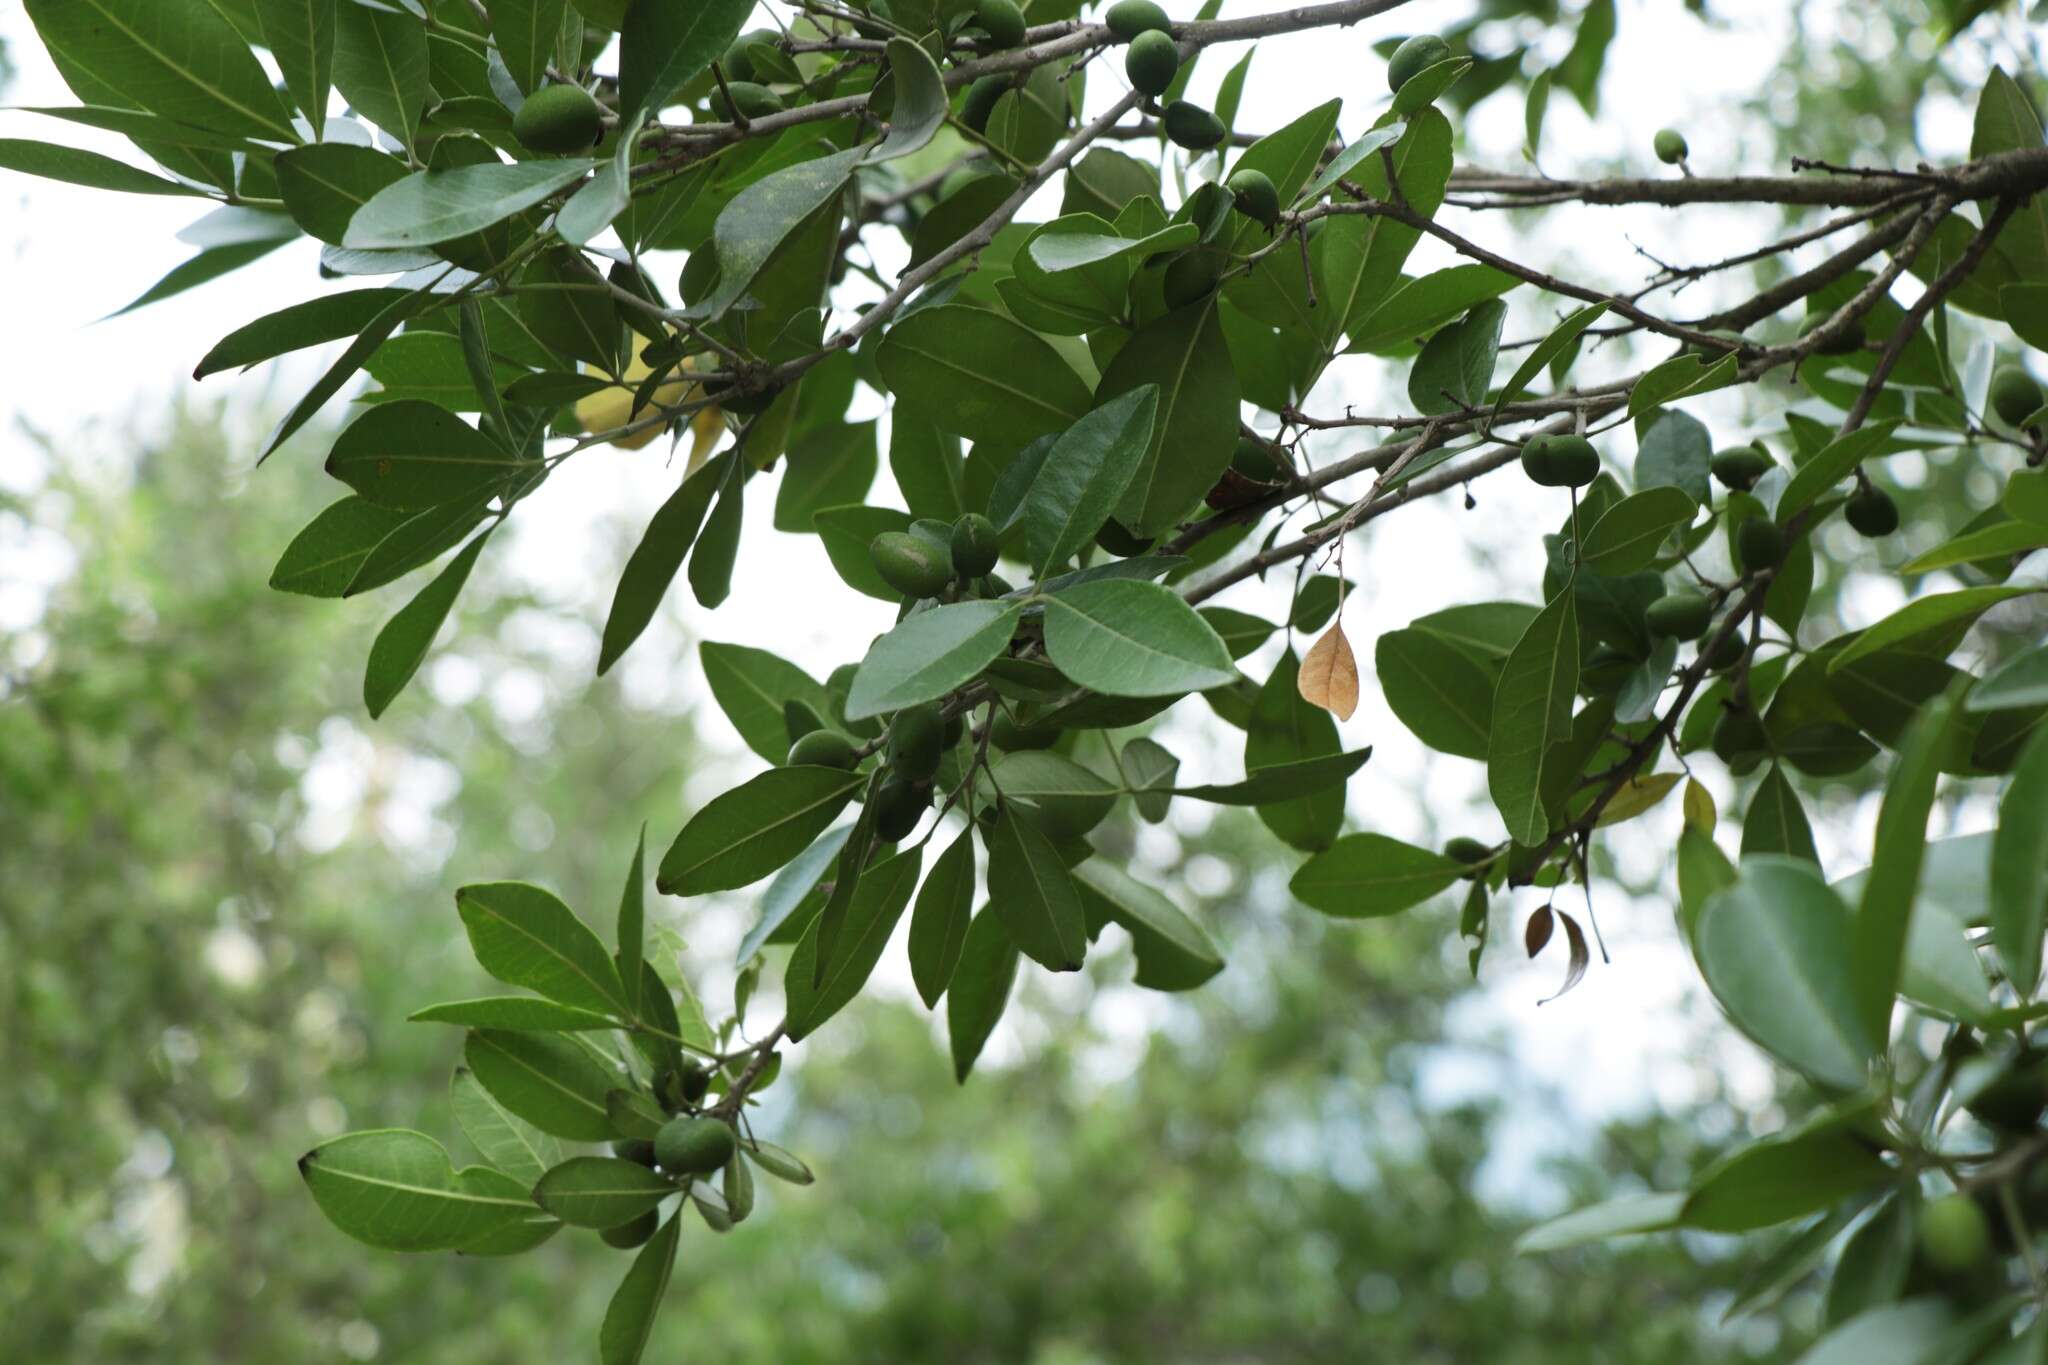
[1298,620,1359,720]
[1524,904,1554,958]
[1538,911,1591,1005]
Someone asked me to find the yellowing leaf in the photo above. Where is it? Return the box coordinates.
[1298,620,1359,721]
[1683,777,1716,834]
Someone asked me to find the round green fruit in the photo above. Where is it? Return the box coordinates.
[677,1064,709,1103]
[886,704,946,782]
[950,512,1001,577]
[613,1139,658,1167]
[653,1115,736,1175]
[513,84,603,154]
[869,530,954,599]
[1522,434,1599,488]
[1231,436,1286,483]
[1919,1194,1992,1275]
[1162,100,1226,150]
[1105,0,1172,42]
[1966,1050,2048,1131]
[1227,168,1280,229]
[1443,836,1492,865]
[1094,519,1155,557]
[719,31,773,83]
[1990,365,2044,429]
[1653,127,1689,164]
[1711,704,1768,770]
[1711,446,1772,491]
[961,74,1010,134]
[1125,29,1178,96]
[1700,631,1747,671]
[1845,485,1899,538]
[601,1211,661,1249]
[1387,34,1452,93]
[1581,645,1640,693]
[1646,592,1713,641]
[712,80,785,121]
[873,776,930,840]
[943,713,966,748]
[976,0,1027,47]
[787,728,859,769]
[1736,516,1784,573]
[1162,248,1224,308]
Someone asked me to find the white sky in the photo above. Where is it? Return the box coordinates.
[0,1,2021,1177]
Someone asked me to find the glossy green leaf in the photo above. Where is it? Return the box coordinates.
[486,0,569,94]
[257,0,336,138]
[362,530,489,718]
[1023,387,1159,575]
[326,401,522,509]
[1992,723,2048,998]
[878,304,1093,447]
[1851,686,1958,1041]
[910,828,976,1008]
[1042,580,1237,697]
[845,601,1023,721]
[687,147,864,323]
[989,751,1118,840]
[1074,859,1224,992]
[985,804,1087,972]
[274,144,407,245]
[1487,587,1579,845]
[450,1066,560,1184]
[698,637,834,763]
[1375,627,1494,760]
[1515,1192,1685,1254]
[1627,351,1737,420]
[263,286,432,459]
[598,1212,681,1365]
[0,137,206,196]
[1100,300,1241,538]
[948,907,1020,1082]
[1408,299,1507,416]
[1346,265,1520,355]
[783,849,923,1040]
[463,1028,618,1141]
[298,1128,531,1251]
[1172,748,1373,805]
[456,880,628,1018]
[532,1156,674,1229]
[409,997,617,1030]
[1741,766,1817,863]
[109,238,291,317]
[1580,487,1697,575]
[1290,834,1466,918]
[1246,651,1345,852]
[870,37,947,162]
[1324,108,1453,348]
[618,0,752,118]
[333,0,428,148]
[1899,519,2048,574]
[814,503,916,601]
[1827,586,2040,673]
[658,766,864,896]
[1682,1126,1892,1232]
[1779,420,1902,521]
[598,457,728,675]
[345,159,595,249]
[688,457,740,611]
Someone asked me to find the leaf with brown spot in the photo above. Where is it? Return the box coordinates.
[1298,620,1360,720]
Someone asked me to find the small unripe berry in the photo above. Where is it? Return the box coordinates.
[1845,486,1899,538]
[975,0,1027,48]
[1646,592,1713,641]
[1125,29,1179,97]
[1653,128,1689,164]
[1990,365,2044,429]
[512,84,603,153]
[1162,100,1226,150]
[1105,0,1172,42]
[653,1116,736,1175]
[1711,446,1772,492]
[1227,168,1280,229]
[1387,34,1452,93]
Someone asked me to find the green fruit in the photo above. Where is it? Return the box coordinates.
[943,713,966,748]
[712,81,785,121]
[653,1115,736,1175]
[1736,516,1783,573]
[1227,168,1280,229]
[1162,100,1226,150]
[1711,446,1772,491]
[1711,704,1768,772]
[1799,311,1862,356]
[960,75,1010,134]
[1966,1050,2048,1131]
[1581,645,1639,693]
[1105,0,1171,41]
[719,34,760,84]
[1387,34,1452,93]
[677,1064,709,1103]
[1125,29,1179,97]
[1231,437,1285,483]
[1700,631,1747,671]
[1646,592,1713,641]
[601,1210,661,1249]
[1653,127,1689,164]
[1522,434,1599,487]
[976,0,1027,47]
[512,84,603,153]
[950,512,1001,577]
[873,776,930,840]
[886,704,945,782]
[613,1139,658,1167]
[1094,520,1155,557]
[787,728,859,769]
[1919,1194,1992,1275]
[1162,248,1224,308]
[1990,365,2044,429]
[869,531,954,599]
[1443,836,1492,865]
[991,713,1059,751]
[1845,485,1899,537]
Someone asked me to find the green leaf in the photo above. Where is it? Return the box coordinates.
[1290,834,1466,918]
[456,880,629,1018]
[989,751,1118,840]
[1579,487,1697,575]
[451,1066,559,1184]
[1852,686,1959,1041]
[1228,98,1341,230]
[532,1156,674,1229]
[1741,766,1818,862]
[870,37,947,162]
[1682,1125,1893,1232]
[1786,1303,1958,1365]
[698,638,833,763]
[256,0,337,138]
[517,248,620,371]
[616,827,647,1018]
[0,137,206,196]
[24,0,297,142]
[1993,724,2048,998]
[1074,859,1225,991]
[1171,748,1373,805]
[262,286,431,459]
[1487,587,1579,845]
[783,849,923,1040]
[363,529,489,718]
[463,1028,618,1141]
[298,1128,531,1251]
[1900,518,2048,573]
[1492,302,1606,426]
[597,458,727,675]
[11,104,269,157]
[1779,420,1903,521]
[688,451,743,611]
[948,907,1020,1082]
[774,421,876,534]
[1696,856,1877,1090]
[343,494,492,597]
[1633,409,1712,505]
[274,143,408,245]
[269,495,408,597]
[687,147,864,323]
[878,304,1093,447]
[1627,350,1737,420]
[1346,265,1521,356]
[326,401,523,509]
[1246,651,1344,852]
[598,1212,681,1365]
[657,766,864,896]
[345,159,594,249]
[108,238,290,317]
[1374,627,1494,760]
[890,419,967,522]
[910,828,976,1008]
[814,504,916,601]
[1100,301,1242,538]
[845,601,1023,721]
[1408,299,1507,415]
[618,0,752,118]
[333,0,429,148]
[985,804,1088,972]
[1515,1192,1685,1254]
[485,0,568,94]
[1827,586,2042,673]
[1322,108,1454,347]
[410,997,618,1030]
[1023,387,1160,575]
[1042,580,1237,697]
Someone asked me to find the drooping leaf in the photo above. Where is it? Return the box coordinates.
[298,1128,531,1252]
[1408,299,1507,416]
[256,0,338,139]
[783,849,923,1040]
[909,828,976,1008]
[869,38,948,163]
[1297,620,1360,720]
[1488,587,1579,845]
[0,138,207,196]
[845,601,1024,721]
[1992,724,2048,998]
[532,1156,675,1229]
[333,0,429,148]
[326,401,524,509]
[1851,687,1960,1041]
[598,1212,681,1365]
[1074,859,1225,992]
[657,766,865,896]
[1099,301,1241,538]
[1041,580,1238,697]
[1290,834,1466,918]
[455,880,629,1018]
[1375,627,1495,760]
[362,530,490,719]
[1022,387,1160,575]
[1246,651,1345,852]
[598,457,728,675]
[985,804,1088,972]
[948,907,1020,1082]
[698,638,834,763]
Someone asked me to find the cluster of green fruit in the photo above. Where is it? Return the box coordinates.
[602,1110,736,1249]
